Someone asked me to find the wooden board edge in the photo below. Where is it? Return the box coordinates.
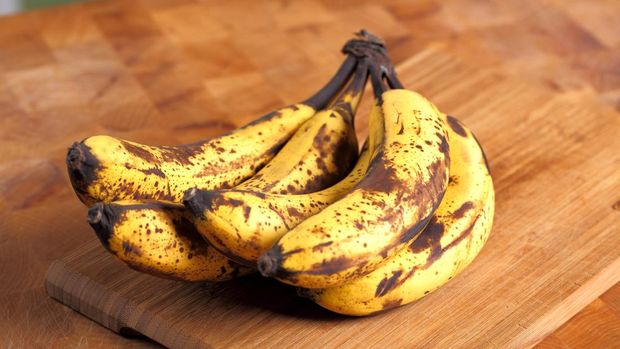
[508,256,620,349]
[44,257,205,348]
[44,259,131,334]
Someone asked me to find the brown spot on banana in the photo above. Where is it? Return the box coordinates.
[382,298,403,311]
[122,240,142,256]
[452,201,475,219]
[120,141,160,164]
[311,241,334,252]
[375,270,403,297]
[446,115,467,137]
[138,167,166,178]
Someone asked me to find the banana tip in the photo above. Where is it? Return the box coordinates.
[182,188,202,215]
[87,202,114,249]
[257,253,278,277]
[87,202,104,224]
[66,142,86,169]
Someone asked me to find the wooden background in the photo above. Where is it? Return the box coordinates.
[1,0,619,347]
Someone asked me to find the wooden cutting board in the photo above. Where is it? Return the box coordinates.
[45,48,620,348]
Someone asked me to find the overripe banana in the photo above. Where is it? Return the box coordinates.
[87,200,252,281]
[184,139,373,266]
[237,60,368,194]
[256,71,451,289]
[67,55,357,205]
[183,61,372,266]
[301,115,494,315]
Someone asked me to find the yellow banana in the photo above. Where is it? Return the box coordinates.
[256,73,451,289]
[302,115,494,315]
[87,200,252,282]
[67,55,357,205]
[238,60,368,194]
[184,139,373,266]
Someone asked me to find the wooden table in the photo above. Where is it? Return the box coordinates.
[1,0,619,347]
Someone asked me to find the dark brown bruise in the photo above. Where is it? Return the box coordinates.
[358,151,400,193]
[120,140,159,164]
[382,298,403,310]
[243,206,251,222]
[287,206,304,219]
[437,132,449,157]
[311,124,329,150]
[158,144,203,165]
[122,240,142,257]
[375,270,404,297]
[452,201,475,219]
[311,241,334,252]
[298,122,358,194]
[138,167,166,178]
[446,115,467,137]
[184,189,243,217]
[409,218,445,254]
[306,255,358,275]
[398,212,434,244]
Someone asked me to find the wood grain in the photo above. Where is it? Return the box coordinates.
[1,0,619,348]
[45,47,620,348]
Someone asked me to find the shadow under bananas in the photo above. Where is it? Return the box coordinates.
[192,274,357,322]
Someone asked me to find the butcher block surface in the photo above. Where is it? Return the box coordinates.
[1,0,619,348]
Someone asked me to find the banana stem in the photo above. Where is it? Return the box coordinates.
[369,61,389,101]
[332,58,369,106]
[342,29,402,99]
[303,55,357,110]
[386,71,404,89]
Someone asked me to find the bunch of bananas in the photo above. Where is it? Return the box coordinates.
[67,31,494,316]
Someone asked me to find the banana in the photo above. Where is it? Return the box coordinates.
[256,71,451,289]
[301,115,494,316]
[87,200,252,282]
[184,139,373,266]
[67,55,357,206]
[182,61,372,266]
[237,60,368,194]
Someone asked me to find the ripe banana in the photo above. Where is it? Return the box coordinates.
[87,200,252,282]
[237,60,369,194]
[256,74,451,289]
[301,115,494,315]
[184,139,374,266]
[67,55,357,205]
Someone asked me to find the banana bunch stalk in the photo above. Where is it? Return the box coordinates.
[67,31,494,315]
